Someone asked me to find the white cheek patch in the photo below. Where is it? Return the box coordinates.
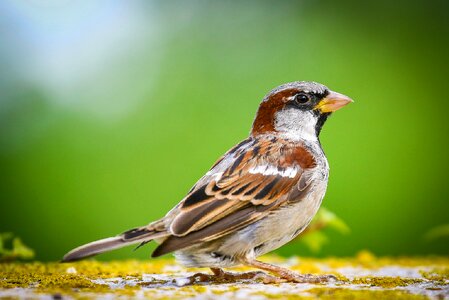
[249,165,298,178]
[274,108,318,142]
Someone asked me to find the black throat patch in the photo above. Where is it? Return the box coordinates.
[314,112,331,136]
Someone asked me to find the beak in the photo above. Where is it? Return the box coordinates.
[314,90,353,113]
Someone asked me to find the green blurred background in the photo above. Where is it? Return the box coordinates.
[1,0,448,261]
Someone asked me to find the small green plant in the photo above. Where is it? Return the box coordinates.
[294,207,350,252]
[425,224,449,241]
[0,232,35,262]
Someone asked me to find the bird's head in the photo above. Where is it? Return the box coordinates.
[251,81,353,141]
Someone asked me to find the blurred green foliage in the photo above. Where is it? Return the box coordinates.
[296,208,350,253]
[0,0,448,261]
[425,225,449,241]
[0,233,35,262]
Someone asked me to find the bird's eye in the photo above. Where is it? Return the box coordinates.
[294,93,309,104]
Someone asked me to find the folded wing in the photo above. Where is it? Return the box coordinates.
[152,137,317,257]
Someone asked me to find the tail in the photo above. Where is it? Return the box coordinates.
[62,223,167,262]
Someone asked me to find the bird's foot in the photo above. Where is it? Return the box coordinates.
[182,268,281,284]
[180,268,337,285]
[241,258,337,284]
[211,268,282,284]
[278,270,337,283]
[181,272,215,285]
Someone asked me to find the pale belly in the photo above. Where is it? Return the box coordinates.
[226,178,328,257]
[174,178,328,268]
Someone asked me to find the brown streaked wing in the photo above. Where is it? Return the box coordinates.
[160,137,316,252]
[152,202,276,257]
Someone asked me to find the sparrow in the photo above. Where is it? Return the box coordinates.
[63,81,353,283]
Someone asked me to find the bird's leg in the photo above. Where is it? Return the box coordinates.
[182,268,235,284]
[183,258,337,285]
[210,267,280,283]
[183,267,280,284]
[210,267,225,276]
[241,258,337,283]
[210,267,282,284]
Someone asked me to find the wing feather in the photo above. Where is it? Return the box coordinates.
[154,136,317,256]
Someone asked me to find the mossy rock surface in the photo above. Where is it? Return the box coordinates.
[1,251,448,299]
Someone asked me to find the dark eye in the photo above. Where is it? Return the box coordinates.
[294,93,309,104]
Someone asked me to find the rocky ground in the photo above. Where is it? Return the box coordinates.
[1,251,448,299]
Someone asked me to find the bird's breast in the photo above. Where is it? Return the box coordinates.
[251,174,328,256]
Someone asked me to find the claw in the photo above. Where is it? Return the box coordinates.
[286,273,338,284]
[180,268,337,285]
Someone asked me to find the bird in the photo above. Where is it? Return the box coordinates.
[62,81,353,283]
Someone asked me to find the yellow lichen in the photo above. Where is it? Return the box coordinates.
[307,288,429,300]
[352,276,423,288]
[420,267,449,284]
[0,255,447,299]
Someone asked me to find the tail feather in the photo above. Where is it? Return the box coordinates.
[62,226,167,262]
